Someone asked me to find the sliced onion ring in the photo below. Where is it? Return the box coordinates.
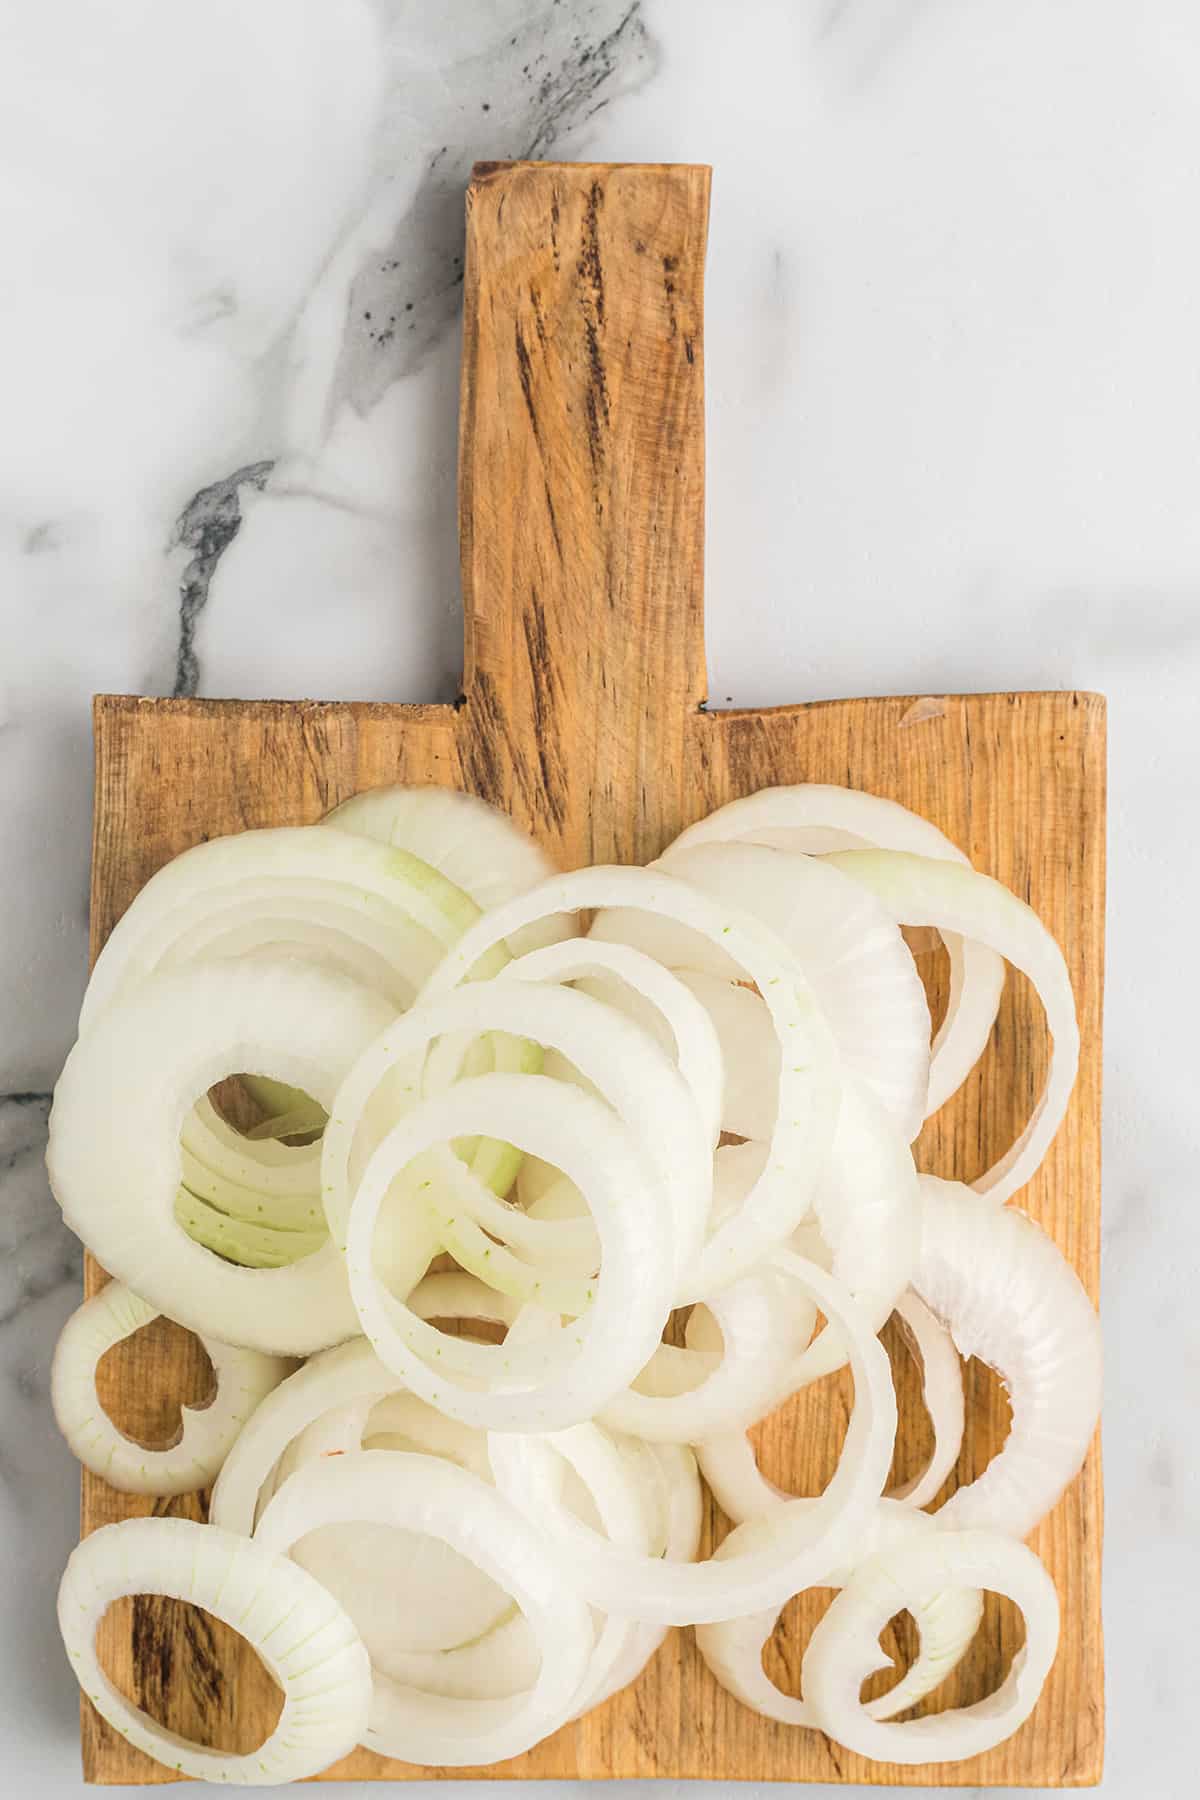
[253,1449,594,1766]
[59,1515,370,1782]
[214,1274,513,1535]
[323,980,705,1298]
[827,850,1078,1203]
[695,1500,983,1726]
[786,1075,919,1387]
[212,1338,402,1537]
[915,1176,1101,1538]
[51,1281,290,1496]
[801,1528,1060,1763]
[344,1075,675,1432]
[48,958,395,1355]
[572,1443,704,1715]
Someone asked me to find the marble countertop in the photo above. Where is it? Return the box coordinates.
[2,2,1195,1794]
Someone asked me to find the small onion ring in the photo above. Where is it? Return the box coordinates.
[503,935,725,1157]
[343,1075,675,1431]
[658,841,931,1142]
[599,1270,817,1444]
[59,1515,370,1783]
[801,1528,1060,1763]
[695,1500,983,1726]
[51,1281,289,1496]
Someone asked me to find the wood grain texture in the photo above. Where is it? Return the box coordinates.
[80,163,1104,1787]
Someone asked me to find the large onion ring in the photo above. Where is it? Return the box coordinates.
[254,1450,594,1766]
[48,959,395,1354]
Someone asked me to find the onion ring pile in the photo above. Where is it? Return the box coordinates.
[48,782,1099,1780]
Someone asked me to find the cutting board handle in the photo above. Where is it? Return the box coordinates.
[457,160,711,862]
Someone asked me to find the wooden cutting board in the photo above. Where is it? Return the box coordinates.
[81,161,1105,1787]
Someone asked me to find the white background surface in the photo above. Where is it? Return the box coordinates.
[1,2,1195,1793]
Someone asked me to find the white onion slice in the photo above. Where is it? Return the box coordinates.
[49,959,395,1355]
[414,865,840,1298]
[254,1450,594,1766]
[659,842,931,1142]
[827,850,1078,1202]
[405,1269,520,1335]
[362,1390,495,1484]
[802,1528,1059,1762]
[321,783,572,955]
[914,1177,1101,1538]
[432,1172,599,1281]
[179,1143,324,1239]
[927,935,1007,1118]
[695,1500,983,1727]
[59,1515,370,1783]
[487,1403,696,1715]
[79,827,486,1029]
[51,1282,289,1496]
[695,1428,785,1525]
[488,1253,896,1625]
[667,783,1007,1119]
[890,1290,966,1509]
[344,1075,675,1432]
